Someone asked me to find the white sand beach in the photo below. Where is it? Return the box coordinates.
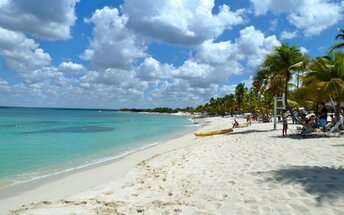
[1,117,344,214]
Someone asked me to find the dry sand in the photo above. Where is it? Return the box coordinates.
[2,117,344,214]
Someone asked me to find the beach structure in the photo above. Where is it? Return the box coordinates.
[273,93,286,130]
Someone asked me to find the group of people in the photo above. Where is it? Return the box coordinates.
[232,114,252,128]
[283,103,328,136]
[285,102,343,136]
[230,103,342,135]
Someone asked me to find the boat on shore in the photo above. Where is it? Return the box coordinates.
[194,128,233,137]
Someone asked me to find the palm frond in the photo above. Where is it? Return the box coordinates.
[329,43,344,53]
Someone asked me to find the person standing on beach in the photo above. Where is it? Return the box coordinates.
[246,115,251,126]
[282,110,289,136]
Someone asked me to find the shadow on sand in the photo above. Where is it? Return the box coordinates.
[264,166,344,204]
[271,134,305,140]
[227,129,273,135]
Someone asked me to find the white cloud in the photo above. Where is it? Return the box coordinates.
[250,0,344,36]
[195,40,241,65]
[236,26,280,67]
[0,0,78,40]
[147,79,238,108]
[300,47,308,54]
[173,60,223,88]
[122,0,246,45]
[288,0,344,36]
[136,57,173,81]
[0,27,51,73]
[147,79,203,107]
[0,78,9,91]
[80,68,148,90]
[138,26,280,91]
[168,26,280,89]
[58,62,85,74]
[20,67,70,86]
[280,30,297,40]
[81,6,147,69]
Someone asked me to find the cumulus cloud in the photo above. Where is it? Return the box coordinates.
[195,40,241,65]
[58,61,85,74]
[80,68,147,90]
[288,0,344,36]
[0,78,9,92]
[0,0,78,40]
[122,0,246,45]
[81,6,147,69]
[137,26,280,91]
[136,57,173,81]
[136,26,280,91]
[250,0,344,36]
[173,40,244,88]
[280,30,297,40]
[20,67,71,86]
[300,47,308,54]
[77,69,148,107]
[236,26,280,67]
[0,27,51,73]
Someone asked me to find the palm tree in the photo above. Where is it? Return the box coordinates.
[235,83,247,113]
[224,94,235,115]
[255,43,306,109]
[304,52,344,121]
[329,28,344,53]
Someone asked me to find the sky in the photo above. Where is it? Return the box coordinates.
[0,0,343,109]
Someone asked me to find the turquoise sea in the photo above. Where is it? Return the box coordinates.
[0,107,195,187]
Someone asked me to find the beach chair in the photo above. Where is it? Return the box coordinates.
[294,126,303,135]
[325,118,344,136]
[301,118,343,137]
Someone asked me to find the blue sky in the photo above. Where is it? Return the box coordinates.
[0,0,343,109]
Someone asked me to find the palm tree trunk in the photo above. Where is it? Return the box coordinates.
[284,77,289,110]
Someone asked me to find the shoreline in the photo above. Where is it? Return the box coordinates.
[0,117,197,189]
[0,116,206,214]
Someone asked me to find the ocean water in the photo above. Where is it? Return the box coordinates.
[0,107,195,187]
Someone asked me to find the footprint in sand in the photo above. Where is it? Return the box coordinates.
[102,191,113,195]
[204,201,222,210]
[195,211,213,215]
[215,193,228,201]
[287,191,298,198]
[289,203,309,213]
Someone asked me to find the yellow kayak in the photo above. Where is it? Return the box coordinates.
[194,128,233,137]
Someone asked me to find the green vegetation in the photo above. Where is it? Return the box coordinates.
[120,107,195,114]
[254,43,308,108]
[329,28,344,53]
[194,84,267,116]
